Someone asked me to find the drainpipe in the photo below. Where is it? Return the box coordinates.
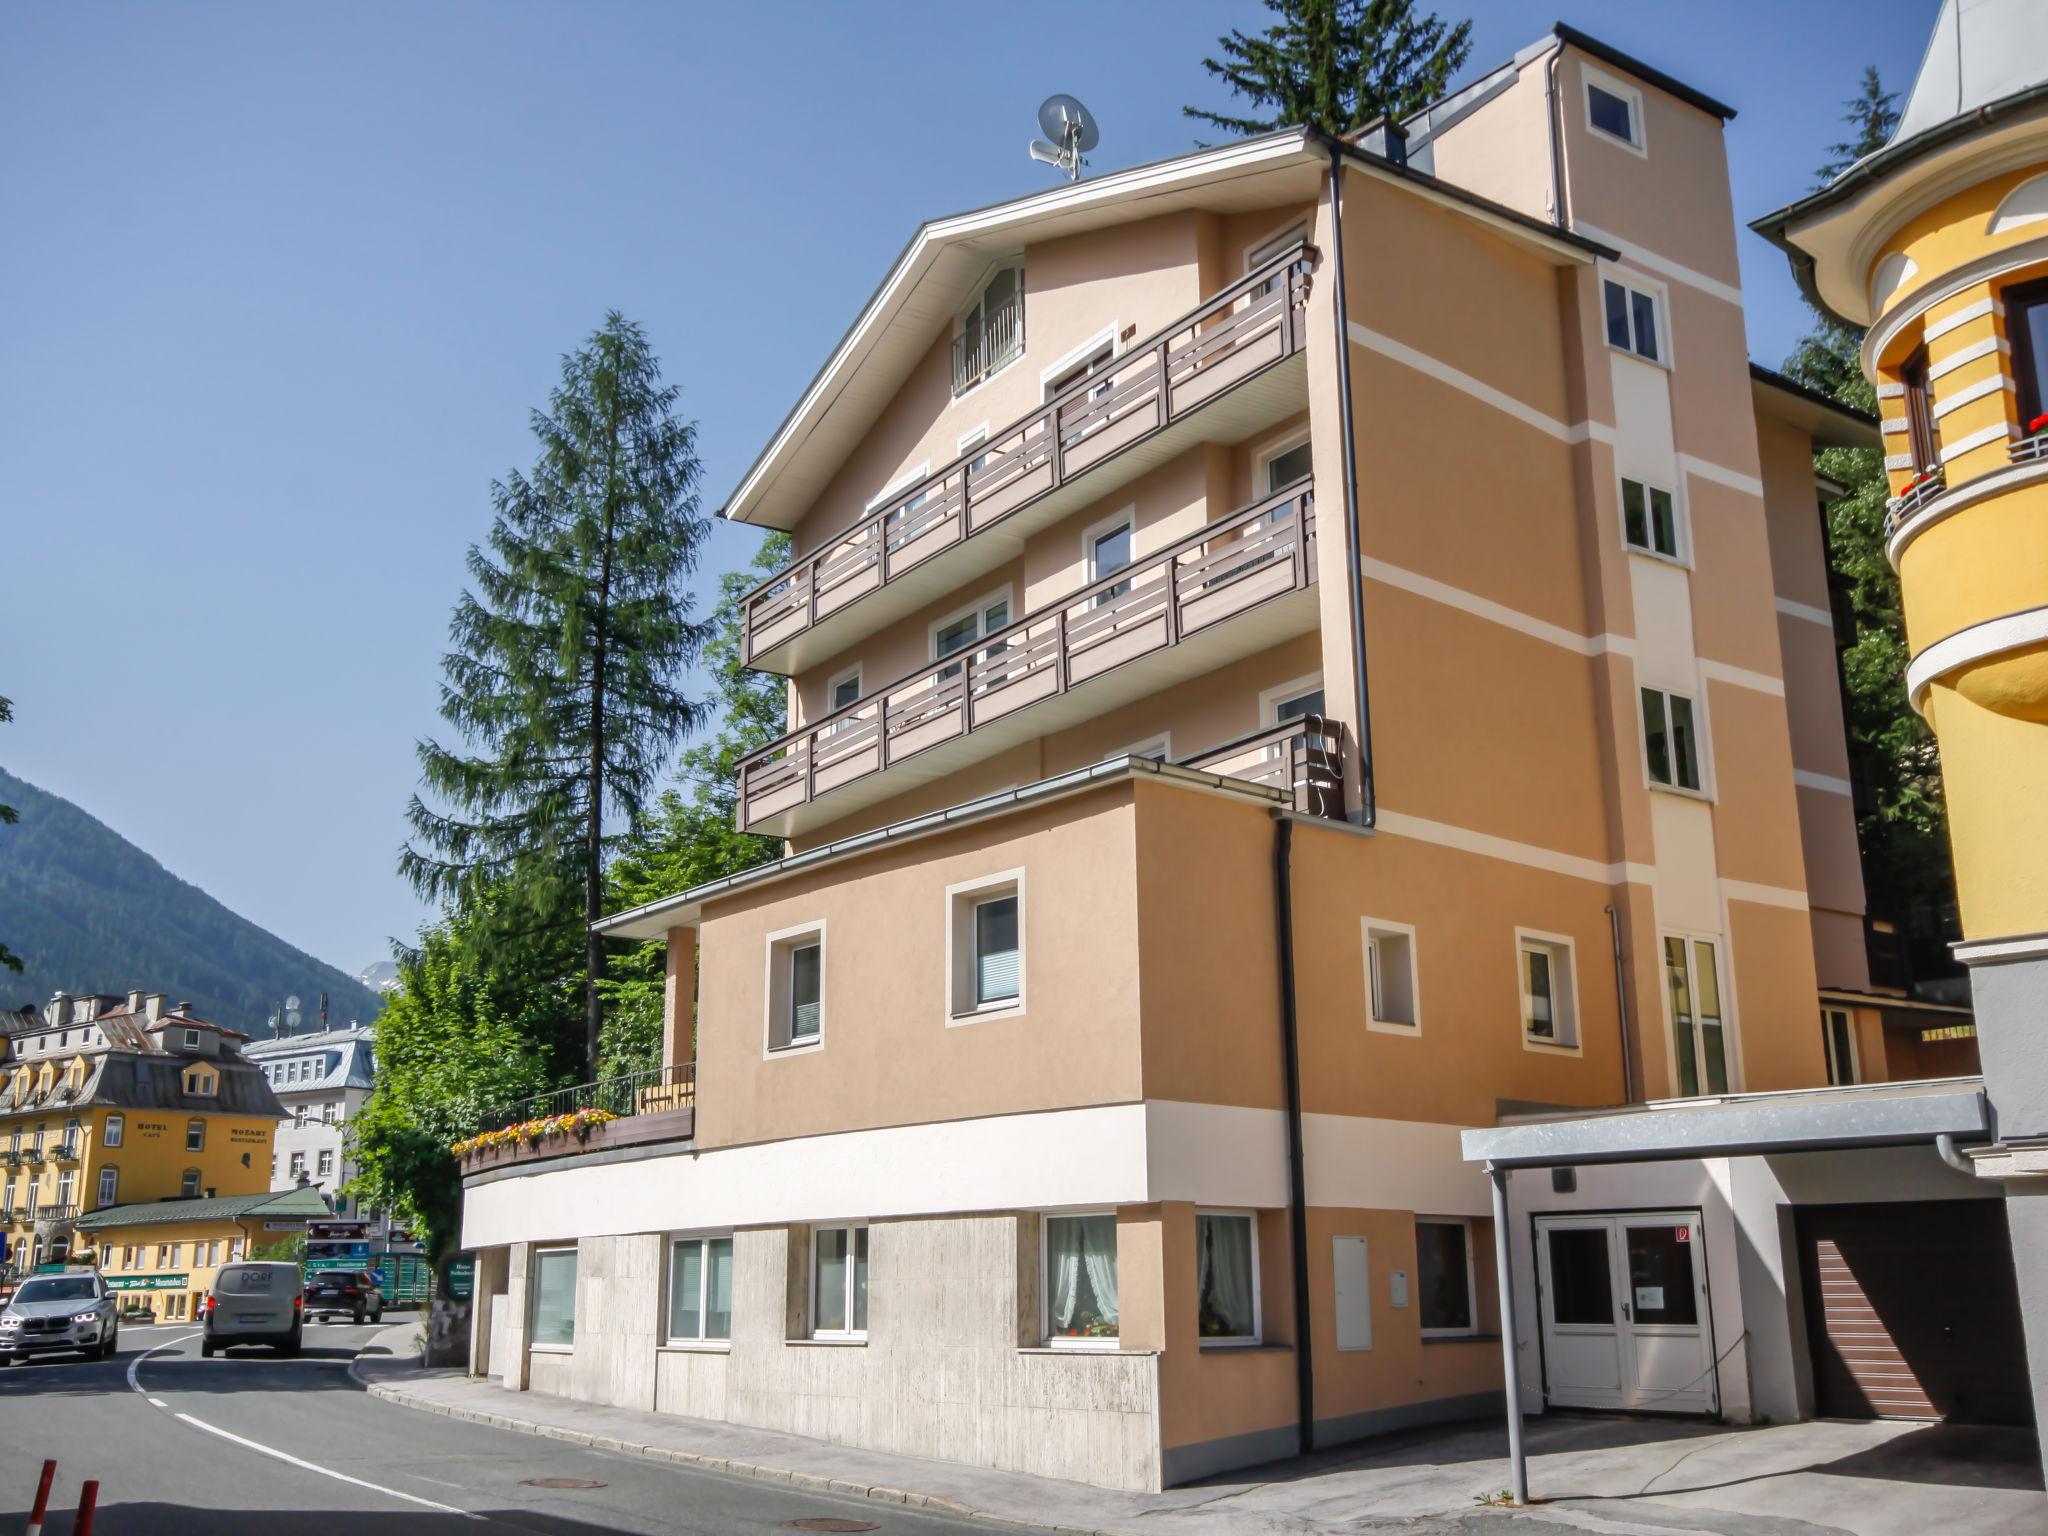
[1273,815,1317,1452]
[1604,905,1635,1104]
[1324,142,1376,827]
[1488,1163,1529,1506]
[1543,39,1568,230]
[1935,1134,1978,1177]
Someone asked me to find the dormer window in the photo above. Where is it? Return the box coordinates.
[184,1066,216,1097]
[182,1027,201,1048]
[952,263,1024,395]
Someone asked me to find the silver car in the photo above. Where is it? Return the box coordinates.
[0,1273,120,1363]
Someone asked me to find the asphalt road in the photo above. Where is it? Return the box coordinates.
[0,1314,996,1536]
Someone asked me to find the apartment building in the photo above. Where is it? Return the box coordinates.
[243,1022,388,1236]
[1,991,286,1280]
[459,25,1970,1490]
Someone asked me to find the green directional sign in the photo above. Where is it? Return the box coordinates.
[107,1273,188,1292]
[444,1257,475,1300]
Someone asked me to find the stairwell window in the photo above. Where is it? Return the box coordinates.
[1196,1212,1260,1344]
[947,871,1025,1023]
[667,1233,735,1345]
[1641,687,1704,792]
[1666,936,1729,1096]
[953,264,1024,396]
[765,924,826,1053]
[1085,511,1135,605]
[1043,1213,1119,1347]
[811,1224,869,1339]
[95,1166,117,1209]
[1621,478,1682,560]
[1519,931,1579,1050]
[180,1168,201,1197]
[1822,1006,1858,1087]
[1362,917,1420,1033]
[1603,276,1665,364]
[1584,67,1644,153]
[102,1115,122,1148]
[186,1118,206,1152]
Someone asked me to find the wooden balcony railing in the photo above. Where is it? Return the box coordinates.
[741,242,1317,669]
[738,483,1316,832]
[1183,715,1344,819]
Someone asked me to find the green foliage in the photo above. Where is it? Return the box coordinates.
[0,696,19,976]
[251,1232,306,1263]
[404,312,715,1070]
[1185,0,1472,138]
[0,764,385,1027]
[1783,70,1958,963]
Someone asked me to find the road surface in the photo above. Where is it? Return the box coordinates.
[0,1315,995,1535]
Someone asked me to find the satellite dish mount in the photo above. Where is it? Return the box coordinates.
[1029,94,1100,183]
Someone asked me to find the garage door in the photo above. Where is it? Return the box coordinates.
[1795,1200,2032,1426]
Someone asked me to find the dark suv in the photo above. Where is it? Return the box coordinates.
[304,1270,384,1324]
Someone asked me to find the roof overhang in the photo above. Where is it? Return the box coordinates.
[1748,362,1880,449]
[1461,1077,1991,1169]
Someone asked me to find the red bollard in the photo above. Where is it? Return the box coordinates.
[27,1459,55,1534]
[74,1480,100,1536]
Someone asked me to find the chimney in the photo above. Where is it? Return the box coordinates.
[47,992,69,1027]
[144,994,167,1025]
[1381,120,1409,168]
[127,990,144,1014]
[175,1002,193,1015]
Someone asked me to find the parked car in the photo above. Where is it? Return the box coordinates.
[305,1269,384,1325]
[0,1272,119,1363]
[201,1261,303,1356]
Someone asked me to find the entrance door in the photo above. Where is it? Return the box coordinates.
[1536,1211,1716,1413]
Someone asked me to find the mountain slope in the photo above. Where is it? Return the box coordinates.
[0,766,384,1033]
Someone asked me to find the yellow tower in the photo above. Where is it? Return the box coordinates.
[1756,0,2048,1456]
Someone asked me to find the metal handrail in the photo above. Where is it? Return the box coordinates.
[2010,432,2048,465]
[741,241,1316,664]
[484,1059,696,1137]
[1882,466,1946,536]
[1182,714,1345,819]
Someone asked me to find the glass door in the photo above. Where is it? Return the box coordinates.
[1537,1212,1717,1414]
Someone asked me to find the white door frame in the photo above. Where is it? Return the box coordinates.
[1534,1207,1718,1415]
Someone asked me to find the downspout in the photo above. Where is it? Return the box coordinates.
[1604,905,1635,1103]
[1324,142,1376,827]
[1273,815,1316,1451]
[1935,1134,1978,1177]
[1543,40,1568,230]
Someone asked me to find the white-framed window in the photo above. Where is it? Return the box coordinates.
[530,1246,578,1350]
[1258,433,1314,496]
[317,1149,334,1179]
[1112,733,1172,762]
[184,1068,214,1096]
[1261,673,1326,726]
[946,870,1025,1023]
[1415,1217,1477,1337]
[1042,328,1116,403]
[825,664,863,719]
[1583,65,1645,154]
[290,1150,306,1177]
[764,923,826,1053]
[96,1166,118,1208]
[1246,222,1308,295]
[953,262,1024,395]
[1042,1212,1119,1347]
[1664,935,1730,1097]
[666,1233,735,1345]
[1620,476,1683,561]
[958,422,991,466]
[931,587,1013,671]
[185,1118,205,1152]
[1822,1006,1858,1087]
[1195,1211,1260,1344]
[1640,686,1704,793]
[1083,509,1135,605]
[1362,917,1420,1033]
[182,1027,201,1048]
[810,1224,869,1339]
[180,1168,201,1197]
[1602,273,1666,364]
[55,1169,74,1207]
[1518,930,1580,1050]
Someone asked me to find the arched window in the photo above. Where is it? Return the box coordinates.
[1990,173,2048,236]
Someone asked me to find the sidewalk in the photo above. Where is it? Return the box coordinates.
[350,1326,2044,1536]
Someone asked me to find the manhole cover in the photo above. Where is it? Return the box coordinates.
[784,1521,879,1532]
[522,1478,607,1489]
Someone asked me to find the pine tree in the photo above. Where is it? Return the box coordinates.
[1185,0,1472,139]
[1815,67,1900,187]
[402,314,714,1072]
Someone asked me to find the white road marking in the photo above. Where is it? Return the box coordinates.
[148,1397,168,1407]
[126,1330,202,1394]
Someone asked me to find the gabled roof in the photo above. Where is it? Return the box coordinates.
[74,1184,331,1233]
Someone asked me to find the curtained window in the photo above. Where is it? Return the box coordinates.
[1044,1214,1119,1345]
[1196,1212,1259,1343]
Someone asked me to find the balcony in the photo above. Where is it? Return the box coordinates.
[737,483,1318,836]
[455,1061,696,1175]
[53,1140,79,1163]
[32,1205,79,1231]
[740,243,1317,674]
[2010,432,2048,465]
[1183,715,1344,818]
[1883,466,1946,537]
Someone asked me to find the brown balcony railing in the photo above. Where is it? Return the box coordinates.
[741,242,1317,668]
[485,1059,697,1136]
[738,483,1316,832]
[1183,715,1344,818]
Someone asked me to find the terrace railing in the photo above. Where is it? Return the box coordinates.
[486,1059,696,1137]
[742,242,1316,667]
[1882,466,1946,537]
[738,483,1316,832]
[1183,714,1345,819]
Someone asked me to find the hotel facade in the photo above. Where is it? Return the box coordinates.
[460,25,2001,1490]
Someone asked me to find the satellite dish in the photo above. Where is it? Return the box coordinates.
[1029,94,1099,182]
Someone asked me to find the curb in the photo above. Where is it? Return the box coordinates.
[356,1369,1113,1536]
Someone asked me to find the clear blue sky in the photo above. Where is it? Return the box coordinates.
[1,0,1937,975]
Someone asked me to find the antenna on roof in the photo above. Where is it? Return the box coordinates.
[1029,94,1099,183]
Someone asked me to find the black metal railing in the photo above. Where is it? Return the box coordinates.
[1183,714,1345,819]
[484,1059,696,1138]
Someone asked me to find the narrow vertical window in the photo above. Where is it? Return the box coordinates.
[1665,937,1729,1096]
[1519,934,1579,1047]
[530,1248,578,1349]
[811,1225,869,1339]
[974,896,1021,1006]
[1044,1213,1119,1345]
[1195,1213,1260,1343]
[788,943,822,1041]
[1641,688,1702,791]
[1821,1007,1858,1086]
[1899,346,1941,474]
[667,1234,735,1343]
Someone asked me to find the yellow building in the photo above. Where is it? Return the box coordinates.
[73,1185,329,1321]
[1756,0,2048,1461]
[1,991,287,1279]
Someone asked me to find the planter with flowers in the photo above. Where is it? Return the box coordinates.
[452,1107,619,1167]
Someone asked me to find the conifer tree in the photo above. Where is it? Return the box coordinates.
[1185,0,1472,139]
[403,314,713,1071]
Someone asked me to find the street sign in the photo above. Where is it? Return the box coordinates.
[261,1220,308,1232]
[107,1274,188,1291]
[303,1257,364,1273]
[444,1257,476,1300]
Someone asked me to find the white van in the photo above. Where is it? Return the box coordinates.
[201,1262,304,1356]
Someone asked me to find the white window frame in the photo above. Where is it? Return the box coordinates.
[763,921,827,1057]
[864,461,932,515]
[102,1114,122,1149]
[528,1245,578,1353]
[1516,929,1582,1053]
[1040,326,1117,402]
[1255,430,1314,497]
[1415,1216,1479,1338]
[1361,916,1421,1034]
[1245,221,1309,275]
[1582,64,1647,157]
[1822,1006,1859,1087]
[929,585,1015,664]
[1617,471,1688,565]
[1082,507,1137,601]
[664,1231,736,1349]
[1194,1209,1262,1346]
[958,422,991,466]
[185,1118,205,1152]
[1040,1209,1121,1350]
[182,1027,201,1048]
[1113,732,1173,762]
[945,868,1027,1025]
[95,1165,118,1209]
[1260,672,1326,726]
[952,261,1026,400]
[1640,683,1710,798]
[179,1168,201,1197]
[1600,266,1672,368]
[808,1223,869,1341]
[825,663,863,716]
[1663,931,1734,1098]
[290,1150,306,1177]
[317,1149,334,1179]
